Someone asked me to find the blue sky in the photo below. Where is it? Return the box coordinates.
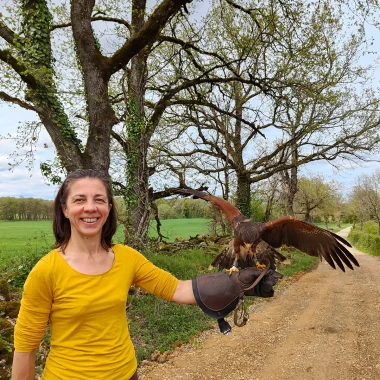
[0,2,379,200]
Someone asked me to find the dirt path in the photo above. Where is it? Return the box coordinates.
[139,227,380,380]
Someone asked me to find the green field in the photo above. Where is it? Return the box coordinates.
[0,219,349,263]
[0,218,212,261]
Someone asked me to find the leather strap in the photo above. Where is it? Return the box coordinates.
[240,265,269,293]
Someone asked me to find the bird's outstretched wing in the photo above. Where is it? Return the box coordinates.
[172,189,241,222]
[210,239,286,271]
[262,216,359,271]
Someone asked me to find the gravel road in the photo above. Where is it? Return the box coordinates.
[139,227,380,380]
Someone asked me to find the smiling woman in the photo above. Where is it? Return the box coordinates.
[10,169,197,380]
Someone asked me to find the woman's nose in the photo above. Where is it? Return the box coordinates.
[83,200,97,211]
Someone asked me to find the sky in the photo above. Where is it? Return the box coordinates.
[0,1,379,200]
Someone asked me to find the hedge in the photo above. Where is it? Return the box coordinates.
[348,229,380,256]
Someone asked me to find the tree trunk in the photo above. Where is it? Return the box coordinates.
[264,186,277,222]
[304,210,312,223]
[236,173,251,218]
[281,138,298,215]
[123,1,151,249]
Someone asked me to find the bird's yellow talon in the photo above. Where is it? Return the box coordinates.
[225,266,239,275]
[256,261,266,269]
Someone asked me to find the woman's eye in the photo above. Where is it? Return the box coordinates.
[96,199,106,203]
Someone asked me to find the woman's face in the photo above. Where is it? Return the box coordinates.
[62,177,112,239]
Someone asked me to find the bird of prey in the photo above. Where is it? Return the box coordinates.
[172,189,359,273]
[210,239,288,271]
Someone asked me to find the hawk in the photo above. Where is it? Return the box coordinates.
[210,239,288,271]
[173,189,359,273]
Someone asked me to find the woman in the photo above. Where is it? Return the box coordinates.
[12,169,195,380]
[12,169,279,379]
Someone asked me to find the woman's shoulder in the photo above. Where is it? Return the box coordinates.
[112,243,139,255]
[112,244,145,261]
[24,249,59,285]
[30,249,59,274]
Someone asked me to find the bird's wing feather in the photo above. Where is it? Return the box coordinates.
[256,241,287,265]
[262,216,359,271]
[210,240,235,271]
[172,189,241,222]
[211,239,256,270]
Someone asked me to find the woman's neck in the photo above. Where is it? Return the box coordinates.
[63,234,107,258]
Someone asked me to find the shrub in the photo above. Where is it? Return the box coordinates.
[348,229,380,256]
[1,250,45,289]
[362,220,379,235]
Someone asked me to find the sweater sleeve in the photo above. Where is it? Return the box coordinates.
[132,250,178,301]
[14,257,53,352]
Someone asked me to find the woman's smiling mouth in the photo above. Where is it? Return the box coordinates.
[81,218,99,223]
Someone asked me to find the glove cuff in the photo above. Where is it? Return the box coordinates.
[192,276,240,319]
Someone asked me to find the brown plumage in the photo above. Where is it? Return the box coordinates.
[173,189,359,272]
[211,240,287,271]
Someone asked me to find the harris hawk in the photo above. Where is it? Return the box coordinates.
[210,239,288,271]
[172,189,359,273]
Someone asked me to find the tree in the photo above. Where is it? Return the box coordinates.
[294,175,338,222]
[350,171,380,234]
[153,0,380,216]
[0,0,196,247]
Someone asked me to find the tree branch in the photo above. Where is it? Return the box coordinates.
[0,20,16,45]
[106,0,192,75]
[0,91,38,112]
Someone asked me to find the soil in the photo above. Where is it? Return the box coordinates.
[138,227,380,380]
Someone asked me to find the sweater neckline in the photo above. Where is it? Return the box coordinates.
[53,246,117,277]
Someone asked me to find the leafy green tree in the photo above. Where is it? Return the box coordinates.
[350,171,380,234]
[294,175,337,222]
[153,0,380,217]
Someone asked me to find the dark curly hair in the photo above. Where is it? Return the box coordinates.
[52,169,117,252]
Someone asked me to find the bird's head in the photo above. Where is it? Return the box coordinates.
[243,242,253,254]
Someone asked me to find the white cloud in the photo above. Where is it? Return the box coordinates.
[0,104,58,199]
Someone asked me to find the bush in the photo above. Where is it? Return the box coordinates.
[362,220,379,235]
[348,229,380,256]
[0,249,45,289]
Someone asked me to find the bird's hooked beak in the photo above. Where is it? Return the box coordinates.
[244,243,257,262]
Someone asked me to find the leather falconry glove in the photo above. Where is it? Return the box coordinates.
[192,267,283,334]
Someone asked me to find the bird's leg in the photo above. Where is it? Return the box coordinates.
[253,250,266,269]
[225,256,239,274]
[225,243,240,274]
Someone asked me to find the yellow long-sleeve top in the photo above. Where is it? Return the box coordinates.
[14,244,179,379]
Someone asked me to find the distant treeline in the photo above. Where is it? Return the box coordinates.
[0,196,211,222]
[0,197,53,221]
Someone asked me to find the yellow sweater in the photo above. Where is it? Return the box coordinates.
[14,244,179,379]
